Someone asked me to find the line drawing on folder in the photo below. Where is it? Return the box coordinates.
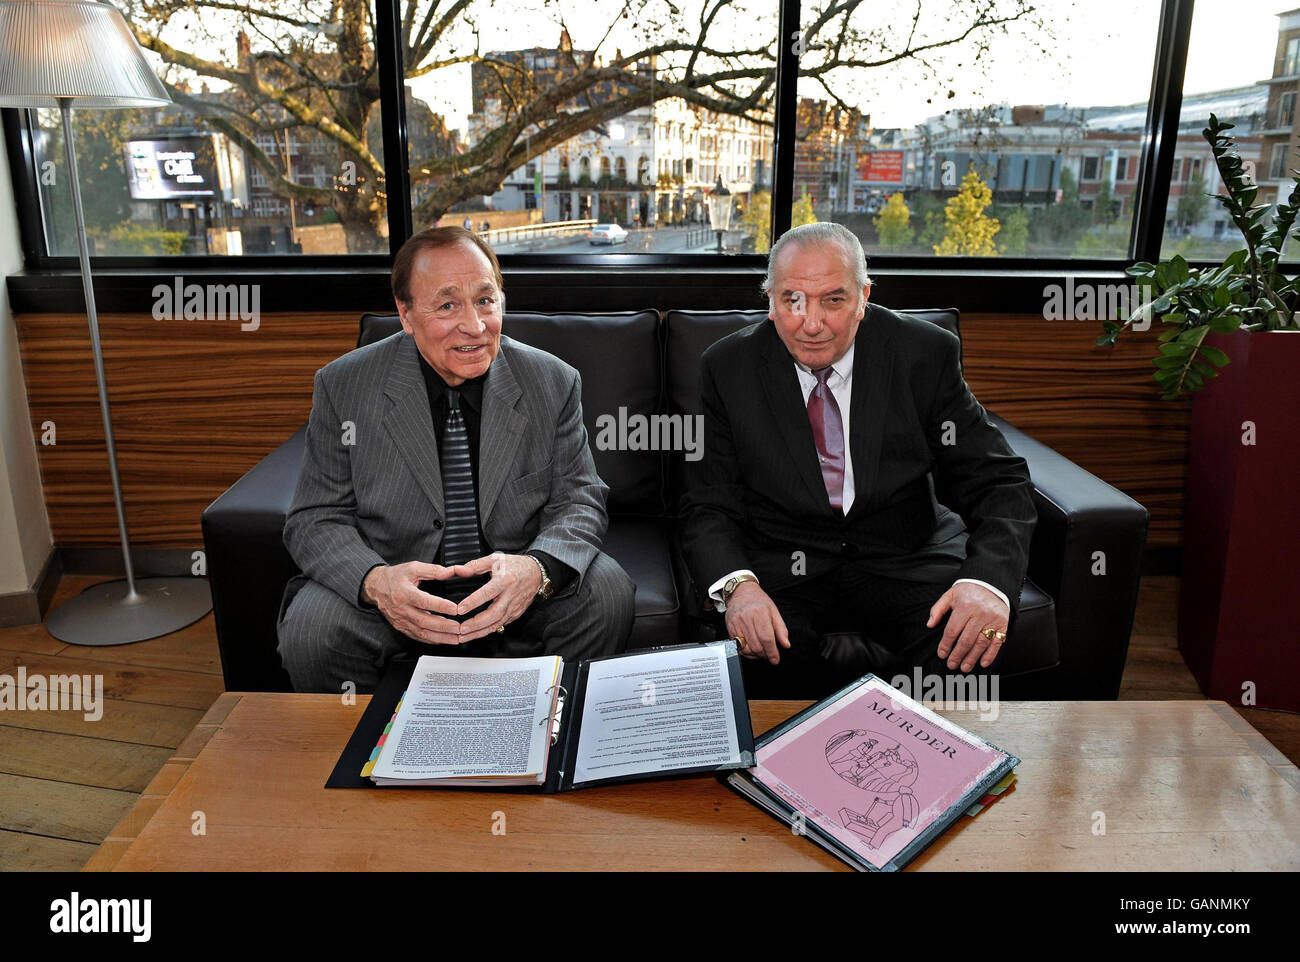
[825,730,920,850]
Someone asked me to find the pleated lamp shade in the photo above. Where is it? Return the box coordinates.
[0,0,171,107]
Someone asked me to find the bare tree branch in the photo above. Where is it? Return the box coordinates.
[169,85,334,203]
[128,0,1043,238]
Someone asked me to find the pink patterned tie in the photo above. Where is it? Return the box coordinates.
[808,367,845,510]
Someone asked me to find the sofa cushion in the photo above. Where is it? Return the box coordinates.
[359,311,665,516]
[202,426,306,692]
[601,519,680,651]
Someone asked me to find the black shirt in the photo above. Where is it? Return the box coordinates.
[416,351,575,593]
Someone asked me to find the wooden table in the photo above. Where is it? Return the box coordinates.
[84,696,1300,871]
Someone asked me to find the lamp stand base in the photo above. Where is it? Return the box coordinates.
[45,577,213,646]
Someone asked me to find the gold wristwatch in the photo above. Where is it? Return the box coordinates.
[721,573,759,605]
[529,554,553,600]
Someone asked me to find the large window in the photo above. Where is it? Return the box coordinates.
[791,0,1161,260]
[402,0,778,255]
[29,2,387,256]
[7,0,1296,270]
[1285,37,1300,77]
[1160,0,1292,260]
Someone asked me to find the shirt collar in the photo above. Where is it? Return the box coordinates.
[794,340,855,383]
[416,349,486,412]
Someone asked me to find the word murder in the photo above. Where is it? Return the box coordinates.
[152,276,261,331]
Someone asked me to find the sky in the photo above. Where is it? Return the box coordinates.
[406,0,1287,135]
[138,0,1288,138]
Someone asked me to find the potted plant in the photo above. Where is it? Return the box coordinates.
[1098,114,1300,712]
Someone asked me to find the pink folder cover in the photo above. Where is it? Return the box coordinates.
[750,675,1012,869]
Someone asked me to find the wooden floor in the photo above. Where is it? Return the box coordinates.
[0,573,1296,871]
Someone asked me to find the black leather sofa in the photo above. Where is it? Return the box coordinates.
[202,308,1149,699]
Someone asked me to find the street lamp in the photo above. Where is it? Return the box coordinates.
[707,176,732,252]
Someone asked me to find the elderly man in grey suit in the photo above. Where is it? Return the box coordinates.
[277,226,635,692]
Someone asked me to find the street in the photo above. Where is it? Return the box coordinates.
[490,224,741,254]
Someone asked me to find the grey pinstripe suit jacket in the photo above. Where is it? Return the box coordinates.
[283,331,610,609]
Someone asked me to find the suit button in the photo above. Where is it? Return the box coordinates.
[840,541,858,557]
[434,519,444,529]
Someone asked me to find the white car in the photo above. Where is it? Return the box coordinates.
[587,224,628,245]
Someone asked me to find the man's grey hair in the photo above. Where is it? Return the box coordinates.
[761,222,873,299]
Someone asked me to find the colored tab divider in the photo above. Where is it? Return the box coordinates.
[964,772,1017,817]
[360,697,404,779]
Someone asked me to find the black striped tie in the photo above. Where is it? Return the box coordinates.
[440,389,481,565]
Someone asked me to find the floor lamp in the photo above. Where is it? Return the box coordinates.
[0,0,213,644]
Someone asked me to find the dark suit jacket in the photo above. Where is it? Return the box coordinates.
[283,332,610,609]
[679,304,1036,609]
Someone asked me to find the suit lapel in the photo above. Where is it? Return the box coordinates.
[846,304,894,517]
[477,341,526,524]
[382,334,443,516]
[759,323,837,514]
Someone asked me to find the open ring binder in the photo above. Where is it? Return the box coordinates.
[335,642,755,793]
[540,685,568,746]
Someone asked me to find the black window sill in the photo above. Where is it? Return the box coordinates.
[5,258,1150,316]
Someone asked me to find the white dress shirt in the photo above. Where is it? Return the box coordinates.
[707,342,1011,615]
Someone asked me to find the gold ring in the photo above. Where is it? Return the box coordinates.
[981,627,1007,643]
[495,625,505,634]
[735,633,747,651]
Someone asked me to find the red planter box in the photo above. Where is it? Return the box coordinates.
[1178,329,1300,712]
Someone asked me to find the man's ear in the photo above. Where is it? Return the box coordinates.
[396,299,413,334]
[857,284,871,320]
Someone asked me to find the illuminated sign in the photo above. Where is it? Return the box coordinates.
[123,137,217,199]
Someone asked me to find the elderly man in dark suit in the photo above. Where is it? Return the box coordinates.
[277,226,634,692]
[680,222,1036,697]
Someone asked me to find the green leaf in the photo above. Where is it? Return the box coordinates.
[1224,248,1250,270]
[1199,345,1232,366]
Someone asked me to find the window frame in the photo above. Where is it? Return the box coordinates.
[1,0,1208,314]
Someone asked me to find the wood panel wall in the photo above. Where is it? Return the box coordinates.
[14,311,1188,552]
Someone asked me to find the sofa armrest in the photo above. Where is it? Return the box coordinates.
[201,427,307,691]
[989,414,1149,698]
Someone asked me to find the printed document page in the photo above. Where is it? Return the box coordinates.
[372,655,561,783]
[573,645,741,784]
